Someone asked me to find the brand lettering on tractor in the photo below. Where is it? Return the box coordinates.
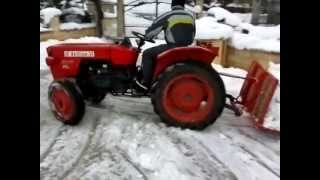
[64,51,95,57]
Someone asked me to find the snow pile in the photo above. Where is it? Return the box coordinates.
[238,23,280,40]
[196,7,279,53]
[62,7,85,16]
[264,62,280,131]
[208,7,242,27]
[60,22,96,30]
[229,32,280,53]
[195,16,233,40]
[233,13,252,23]
[40,8,62,25]
[229,23,280,52]
[40,37,107,70]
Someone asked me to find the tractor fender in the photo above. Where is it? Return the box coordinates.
[153,46,218,77]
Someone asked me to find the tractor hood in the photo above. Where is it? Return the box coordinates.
[46,43,139,67]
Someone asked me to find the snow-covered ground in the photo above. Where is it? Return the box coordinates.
[40,37,280,180]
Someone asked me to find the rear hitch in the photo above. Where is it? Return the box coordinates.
[225,94,242,116]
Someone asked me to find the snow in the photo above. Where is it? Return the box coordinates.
[40,24,51,32]
[101,0,117,3]
[195,16,234,40]
[212,64,247,97]
[196,8,279,53]
[125,13,152,27]
[238,23,280,40]
[60,22,96,30]
[104,12,117,18]
[41,37,279,180]
[229,23,280,52]
[233,13,252,23]
[226,3,250,8]
[40,8,62,25]
[229,32,280,53]
[127,3,171,15]
[208,7,242,27]
[62,7,85,16]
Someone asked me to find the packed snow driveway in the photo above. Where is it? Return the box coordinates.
[40,69,279,180]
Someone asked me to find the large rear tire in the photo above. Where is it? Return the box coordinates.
[152,62,226,130]
[48,80,85,125]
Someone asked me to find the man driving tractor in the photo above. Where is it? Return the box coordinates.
[134,2,196,92]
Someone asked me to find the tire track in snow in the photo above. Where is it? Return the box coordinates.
[116,146,149,180]
[192,128,279,180]
[221,128,280,176]
[237,128,280,155]
[40,98,65,163]
[162,128,238,180]
[64,113,150,180]
[40,124,65,162]
[59,116,101,180]
[240,146,280,178]
[93,99,237,180]
[40,112,99,180]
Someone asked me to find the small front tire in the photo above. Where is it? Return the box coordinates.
[48,80,85,125]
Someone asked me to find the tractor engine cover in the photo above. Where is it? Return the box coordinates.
[46,43,139,80]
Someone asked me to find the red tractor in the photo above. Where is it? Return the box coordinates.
[46,31,227,130]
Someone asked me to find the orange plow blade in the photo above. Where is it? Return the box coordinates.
[237,62,279,133]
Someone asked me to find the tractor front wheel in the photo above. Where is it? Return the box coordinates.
[48,80,85,125]
[152,63,226,130]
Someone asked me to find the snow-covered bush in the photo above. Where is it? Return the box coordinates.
[59,0,92,23]
[40,0,92,26]
[207,7,242,27]
[40,7,62,26]
[195,16,233,40]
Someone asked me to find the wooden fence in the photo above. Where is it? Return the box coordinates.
[40,17,97,41]
[198,39,280,71]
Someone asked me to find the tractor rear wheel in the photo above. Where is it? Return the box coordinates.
[152,63,226,130]
[48,80,85,125]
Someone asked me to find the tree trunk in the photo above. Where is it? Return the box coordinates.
[117,0,125,38]
[91,0,103,37]
[251,0,262,25]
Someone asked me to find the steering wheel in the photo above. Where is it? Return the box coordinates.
[131,31,155,43]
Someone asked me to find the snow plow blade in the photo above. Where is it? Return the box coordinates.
[238,62,279,133]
